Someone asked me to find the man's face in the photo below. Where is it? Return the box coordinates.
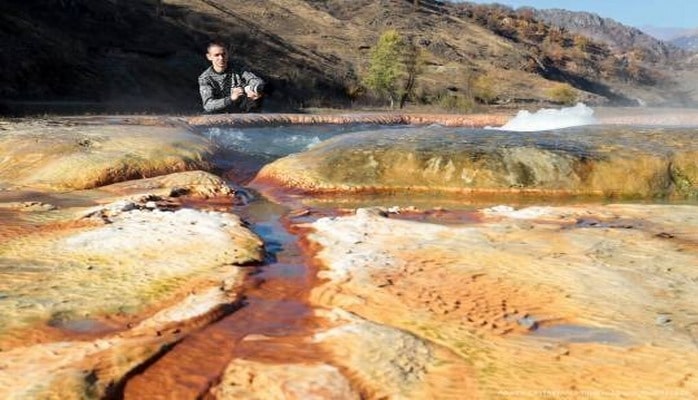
[206,45,228,72]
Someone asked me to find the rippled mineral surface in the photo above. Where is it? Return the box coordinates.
[306,205,698,398]
[254,125,698,199]
[1,112,697,399]
[0,116,265,398]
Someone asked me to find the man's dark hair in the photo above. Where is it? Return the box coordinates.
[206,40,227,53]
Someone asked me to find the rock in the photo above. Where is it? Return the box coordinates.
[211,359,360,400]
[0,118,214,190]
[0,196,264,351]
[99,170,235,199]
[311,308,476,399]
[210,307,477,399]
[0,201,57,211]
[253,125,698,199]
[355,207,388,219]
[0,187,265,398]
[656,314,672,326]
[0,116,268,398]
[305,203,698,397]
[0,287,244,399]
[516,315,539,331]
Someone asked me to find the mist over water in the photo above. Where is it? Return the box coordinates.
[497,103,598,131]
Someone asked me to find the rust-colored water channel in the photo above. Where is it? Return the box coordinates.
[122,197,332,399]
[119,189,521,399]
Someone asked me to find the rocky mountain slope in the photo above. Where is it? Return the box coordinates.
[640,26,698,52]
[0,0,696,115]
[529,8,684,61]
[524,6,697,106]
[671,33,698,52]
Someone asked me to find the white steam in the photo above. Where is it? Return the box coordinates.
[497,103,598,132]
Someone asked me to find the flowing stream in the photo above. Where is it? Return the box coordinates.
[122,196,328,397]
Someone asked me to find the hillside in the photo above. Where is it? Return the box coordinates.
[529,8,684,62]
[521,6,697,106]
[672,33,698,52]
[639,26,698,52]
[0,0,696,115]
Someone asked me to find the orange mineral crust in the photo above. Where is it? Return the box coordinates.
[305,205,698,399]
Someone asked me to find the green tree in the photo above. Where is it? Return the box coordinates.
[364,30,408,109]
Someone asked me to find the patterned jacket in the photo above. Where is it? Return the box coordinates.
[198,66,265,113]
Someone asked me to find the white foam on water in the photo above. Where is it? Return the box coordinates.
[204,126,349,157]
[497,103,598,132]
[206,127,250,143]
[271,135,322,150]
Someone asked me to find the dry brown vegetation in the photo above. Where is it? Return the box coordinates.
[0,0,694,115]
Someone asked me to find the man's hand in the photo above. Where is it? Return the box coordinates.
[244,86,262,100]
[231,87,244,101]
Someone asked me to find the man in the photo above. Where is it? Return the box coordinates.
[198,41,266,113]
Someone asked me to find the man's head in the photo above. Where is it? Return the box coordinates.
[206,41,228,73]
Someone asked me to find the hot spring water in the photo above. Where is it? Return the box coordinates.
[203,103,599,162]
[203,104,698,206]
[3,104,697,396]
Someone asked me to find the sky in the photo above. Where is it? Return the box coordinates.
[458,1,698,29]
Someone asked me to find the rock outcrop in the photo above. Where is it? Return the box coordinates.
[1,113,697,398]
[305,204,698,398]
[207,307,477,399]
[98,170,235,198]
[0,118,213,190]
[0,194,264,398]
[253,125,698,199]
[0,114,265,397]
[531,8,682,61]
